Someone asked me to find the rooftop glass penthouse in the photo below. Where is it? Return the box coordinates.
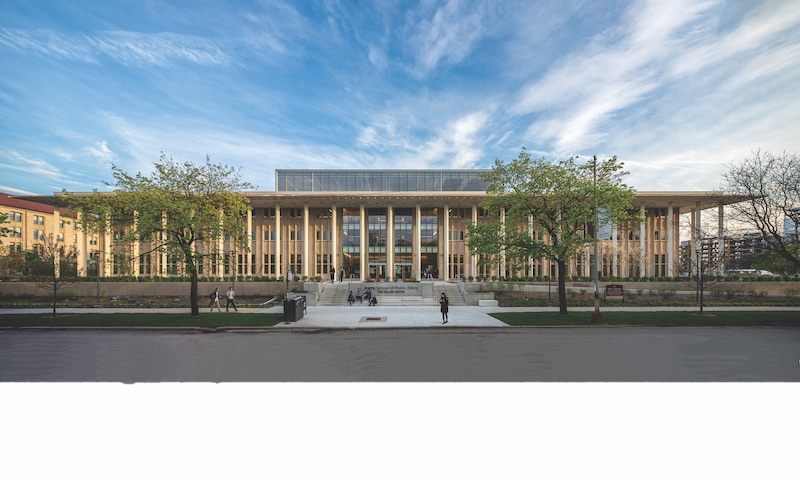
[276,169,490,192]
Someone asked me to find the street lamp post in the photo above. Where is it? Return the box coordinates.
[231,250,236,289]
[94,250,102,307]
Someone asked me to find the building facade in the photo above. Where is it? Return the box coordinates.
[0,192,80,255]
[8,170,747,280]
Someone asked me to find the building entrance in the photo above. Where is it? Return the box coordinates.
[395,263,412,280]
[369,264,386,281]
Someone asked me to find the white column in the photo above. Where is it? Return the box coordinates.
[692,202,703,268]
[470,205,478,278]
[303,204,310,280]
[415,204,421,281]
[246,206,253,276]
[52,207,62,278]
[690,203,698,273]
[131,211,139,276]
[443,204,450,282]
[584,246,590,277]
[76,211,87,276]
[275,205,281,279]
[331,204,338,276]
[360,204,366,281]
[528,215,534,277]
[161,211,169,277]
[612,224,618,276]
[718,204,725,275]
[387,204,394,281]
[499,208,506,278]
[639,207,646,277]
[667,204,674,277]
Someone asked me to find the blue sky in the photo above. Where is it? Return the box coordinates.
[1,0,799,196]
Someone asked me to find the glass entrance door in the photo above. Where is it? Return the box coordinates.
[369,264,385,281]
[395,263,412,280]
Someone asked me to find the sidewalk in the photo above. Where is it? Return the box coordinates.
[2,304,798,329]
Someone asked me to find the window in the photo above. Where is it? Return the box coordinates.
[59,220,64,229]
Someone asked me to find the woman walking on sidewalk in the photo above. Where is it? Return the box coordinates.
[209,288,222,312]
[439,292,449,324]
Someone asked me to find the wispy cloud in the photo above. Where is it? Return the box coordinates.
[512,0,718,152]
[1,28,233,67]
[0,184,38,196]
[0,150,69,181]
[669,0,800,78]
[0,28,96,62]
[84,140,115,164]
[407,0,489,74]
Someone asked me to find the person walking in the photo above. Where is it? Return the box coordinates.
[226,286,238,312]
[439,292,449,324]
[209,287,222,312]
[338,266,345,283]
[329,266,336,284]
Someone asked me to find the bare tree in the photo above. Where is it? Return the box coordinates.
[30,234,78,315]
[721,150,800,273]
[677,216,732,314]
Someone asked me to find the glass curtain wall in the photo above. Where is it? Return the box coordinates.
[367,208,387,280]
[342,208,360,279]
[420,208,439,279]
[394,208,413,280]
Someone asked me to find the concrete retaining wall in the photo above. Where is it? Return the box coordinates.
[484,281,798,295]
[0,281,305,297]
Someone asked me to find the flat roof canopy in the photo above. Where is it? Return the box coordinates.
[18,190,752,211]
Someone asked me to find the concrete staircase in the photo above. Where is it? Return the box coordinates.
[317,282,350,306]
[316,281,468,306]
[434,283,468,306]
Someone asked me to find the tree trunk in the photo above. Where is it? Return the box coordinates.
[53,275,57,315]
[557,259,568,315]
[182,245,200,316]
[190,271,199,316]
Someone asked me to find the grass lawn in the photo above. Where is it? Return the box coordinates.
[491,310,800,327]
[0,312,286,328]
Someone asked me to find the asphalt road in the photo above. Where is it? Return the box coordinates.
[2,326,799,382]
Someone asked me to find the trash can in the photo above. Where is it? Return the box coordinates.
[283,298,305,323]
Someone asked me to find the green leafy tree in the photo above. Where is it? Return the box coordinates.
[65,154,253,315]
[467,149,638,315]
[751,248,799,276]
[0,212,9,242]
